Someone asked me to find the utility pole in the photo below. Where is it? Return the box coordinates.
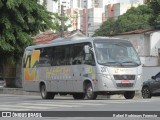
[86,0,88,37]
[61,5,64,37]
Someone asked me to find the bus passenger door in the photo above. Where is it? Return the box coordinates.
[72,65,83,92]
[53,46,74,92]
[71,44,85,92]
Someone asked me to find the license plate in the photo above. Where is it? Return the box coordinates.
[121,80,130,84]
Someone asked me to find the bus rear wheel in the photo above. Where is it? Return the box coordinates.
[73,93,85,99]
[86,83,97,100]
[40,84,55,99]
[124,91,135,99]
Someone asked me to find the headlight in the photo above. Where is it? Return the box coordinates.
[105,74,112,80]
[137,74,141,79]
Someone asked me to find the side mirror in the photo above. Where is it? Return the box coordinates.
[84,45,89,54]
[151,76,155,80]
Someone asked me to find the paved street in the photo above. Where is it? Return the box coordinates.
[0,94,160,111]
[0,94,160,120]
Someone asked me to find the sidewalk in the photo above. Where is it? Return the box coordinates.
[0,87,40,96]
[0,87,142,99]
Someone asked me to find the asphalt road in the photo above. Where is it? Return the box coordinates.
[0,94,160,120]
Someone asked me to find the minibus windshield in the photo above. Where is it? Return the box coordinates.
[94,40,141,66]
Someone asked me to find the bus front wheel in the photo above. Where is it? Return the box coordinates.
[40,84,55,99]
[86,83,97,100]
[124,91,135,99]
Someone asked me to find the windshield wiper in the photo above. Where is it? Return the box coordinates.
[101,62,123,66]
[122,61,139,66]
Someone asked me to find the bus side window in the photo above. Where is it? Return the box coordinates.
[38,48,52,67]
[50,48,57,66]
[64,46,71,65]
[50,45,71,66]
[51,46,66,66]
[84,44,95,66]
[71,44,84,65]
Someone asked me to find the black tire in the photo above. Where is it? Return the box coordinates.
[73,93,85,99]
[124,91,135,99]
[86,83,97,100]
[40,84,55,99]
[142,87,152,99]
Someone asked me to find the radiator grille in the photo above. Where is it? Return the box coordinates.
[114,75,135,80]
[116,83,134,87]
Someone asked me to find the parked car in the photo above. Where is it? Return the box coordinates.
[0,77,4,88]
[142,72,160,99]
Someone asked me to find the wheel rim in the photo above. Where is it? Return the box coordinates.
[142,88,150,98]
[87,86,93,98]
[41,86,46,98]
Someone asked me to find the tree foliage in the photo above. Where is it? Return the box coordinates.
[0,0,56,64]
[93,4,153,36]
[114,5,152,33]
[149,0,160,26]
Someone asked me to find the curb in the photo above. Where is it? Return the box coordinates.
[0,88,40,96]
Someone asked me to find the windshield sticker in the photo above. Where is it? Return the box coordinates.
[114,68,133,74]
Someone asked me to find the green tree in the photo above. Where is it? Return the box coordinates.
[0,0,55,64]
[149,0,160,26]
[93,4,153,36]
[93,18,116,36]
[115,5,152,33]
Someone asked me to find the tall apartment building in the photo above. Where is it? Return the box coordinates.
[104,0,144,20]
[57,0,71,13]
[38,0,145,35]
[38,0,58,13]
[66,8,81,31]
[39,0,71,13]
[70,0,81,8]
[105,3,134,20]
[79,0,145,36]
[88,8,104,36]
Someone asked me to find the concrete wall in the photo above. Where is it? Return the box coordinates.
[141,56,158,66]
[114,34,145,56]
[144,34,150,56]
[150,31,160,56]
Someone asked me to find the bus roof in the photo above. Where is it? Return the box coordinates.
[25,36,128,50]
